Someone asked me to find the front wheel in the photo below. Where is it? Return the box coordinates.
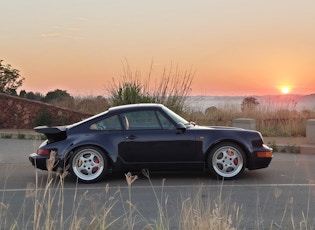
[207,142,246,180]
[69,146,108,183]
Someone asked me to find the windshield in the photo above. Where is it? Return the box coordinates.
[162,106,189,125]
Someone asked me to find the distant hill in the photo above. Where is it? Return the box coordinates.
[185,94,315,112]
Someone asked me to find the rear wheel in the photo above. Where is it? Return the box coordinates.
[208,142,246,180]
[70,146,108,183]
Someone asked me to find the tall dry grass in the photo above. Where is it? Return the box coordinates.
[1,151,242,229]
[187,102,315,137]
[1,155,315,229]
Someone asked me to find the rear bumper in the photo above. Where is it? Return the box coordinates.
[29,153,65,171]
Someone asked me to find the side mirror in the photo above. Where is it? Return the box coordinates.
[176,122,186,133]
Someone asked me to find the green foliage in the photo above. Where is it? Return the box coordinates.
[34,109,52,126]
[17,133,26,139]
[20,90,45,101]
[267,140,278,152]
[111,82,156,106]
[44,89,73,103]
[0,60,25,95]
[1,133,12,139]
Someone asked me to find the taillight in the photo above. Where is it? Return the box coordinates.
[37,149,50,156]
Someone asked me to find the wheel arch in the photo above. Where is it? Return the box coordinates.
[205,139,250,169]
[64,144,115,170]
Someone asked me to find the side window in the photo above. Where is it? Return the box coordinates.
[122,110,162,130]
[90,115,122,130]
[156,111,175,129]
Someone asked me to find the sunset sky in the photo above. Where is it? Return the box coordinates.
[1,0,315,96]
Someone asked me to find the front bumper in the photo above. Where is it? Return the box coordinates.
[29,153,65,171]
[247,145,273,170]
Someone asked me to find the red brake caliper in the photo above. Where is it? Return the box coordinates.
[94,156,99,164]
[93,156,100,173]
[228,150,238,165]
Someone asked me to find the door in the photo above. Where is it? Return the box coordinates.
[118,109,202,170]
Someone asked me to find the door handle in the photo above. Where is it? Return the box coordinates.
[126,135,137,140]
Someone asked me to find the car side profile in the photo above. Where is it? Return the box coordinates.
[29,103,273,183]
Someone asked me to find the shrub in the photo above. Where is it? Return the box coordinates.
[107,61,194,114]
[17,133,25,139]
[110,81,156,106]
[34,109,52,126]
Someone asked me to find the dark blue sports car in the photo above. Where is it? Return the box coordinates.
[29,103,272,183]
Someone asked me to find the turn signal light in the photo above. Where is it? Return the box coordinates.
[257,151,273,158]
[37,149,50,156]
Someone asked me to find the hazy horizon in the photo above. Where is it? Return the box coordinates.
[186,94,315,112]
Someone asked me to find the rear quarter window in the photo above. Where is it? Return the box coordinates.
[90,115,122,130]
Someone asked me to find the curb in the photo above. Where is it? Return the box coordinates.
[0,130,44,140]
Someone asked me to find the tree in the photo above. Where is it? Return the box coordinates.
[20,90,45,101]
[241,97,259,112]
[0,60,25,95]
[44,89,73,103]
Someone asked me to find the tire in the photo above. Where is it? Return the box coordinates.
[207,142,246,180]
[69,146,108,183]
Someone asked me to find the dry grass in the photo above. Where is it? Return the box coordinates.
[50,95,110,115]
[187,102,315,137]
[1,151,242,229]
[1,162,315,229]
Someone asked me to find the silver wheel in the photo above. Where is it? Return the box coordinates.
[70,146,107,183]
[208,142,246,179]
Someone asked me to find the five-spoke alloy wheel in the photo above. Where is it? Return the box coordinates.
[208,142,246,180]
[70,146,108,183]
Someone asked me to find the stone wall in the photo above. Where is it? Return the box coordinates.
[0,93,92,129]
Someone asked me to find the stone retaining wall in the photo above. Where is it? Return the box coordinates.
[0,93,92,129]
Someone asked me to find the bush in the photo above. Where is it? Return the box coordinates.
[34,109,52,126]
[107,61,194,114]
[110,81,156,106]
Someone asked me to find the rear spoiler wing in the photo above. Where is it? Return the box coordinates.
[34,126,67,142]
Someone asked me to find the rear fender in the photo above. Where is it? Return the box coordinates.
[62,138,119,167]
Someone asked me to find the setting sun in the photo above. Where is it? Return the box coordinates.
[281,87,290,94]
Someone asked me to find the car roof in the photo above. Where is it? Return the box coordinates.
[69,104,166,128]
[108,103,165,113]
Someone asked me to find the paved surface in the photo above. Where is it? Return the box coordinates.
[1,138,315,229]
